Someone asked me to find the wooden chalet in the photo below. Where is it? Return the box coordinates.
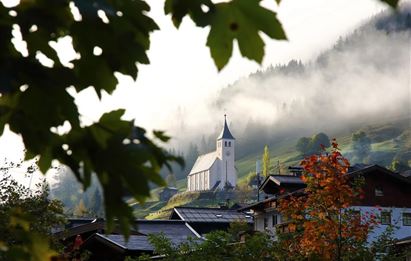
[240,164,411,241]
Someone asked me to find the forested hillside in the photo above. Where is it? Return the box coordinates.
[161,6,411,184]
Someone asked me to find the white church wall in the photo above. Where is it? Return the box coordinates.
[214,160,222,189]
[188,175,192,191]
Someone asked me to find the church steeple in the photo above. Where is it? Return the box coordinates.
[217,114,235,140]
[215,114,236,190]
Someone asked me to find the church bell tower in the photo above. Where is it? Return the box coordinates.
[216,115,236,189]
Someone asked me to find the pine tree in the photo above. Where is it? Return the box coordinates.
[262,145,270,177]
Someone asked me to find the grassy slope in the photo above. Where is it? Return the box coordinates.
[237,120,409,182]
[236,135,354,185]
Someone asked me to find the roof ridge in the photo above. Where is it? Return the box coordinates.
[197,151,217,158]
[174,206,236,210]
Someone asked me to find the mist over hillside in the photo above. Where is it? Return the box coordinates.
[163,7,411,178]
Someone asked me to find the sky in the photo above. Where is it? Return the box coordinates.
[0,0,402,183]
[85,0,389,129]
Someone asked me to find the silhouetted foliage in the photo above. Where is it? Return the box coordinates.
[0,168,65,260]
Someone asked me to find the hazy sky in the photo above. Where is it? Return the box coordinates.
[0,0,398,169]
[82,0,389,129]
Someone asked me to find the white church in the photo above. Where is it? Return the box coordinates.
[187,116,237,192]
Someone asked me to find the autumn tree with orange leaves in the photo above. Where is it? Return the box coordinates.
[278,140,377,260]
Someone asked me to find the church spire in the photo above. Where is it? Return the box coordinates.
[217,114,235,140]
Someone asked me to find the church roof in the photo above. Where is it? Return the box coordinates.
[189,151,217,175]
[217,116,235,140]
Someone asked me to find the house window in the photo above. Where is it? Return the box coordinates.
[403,213,411,226]
[381,211,391,225]
[375,187,384,197]
[272,215,278,226]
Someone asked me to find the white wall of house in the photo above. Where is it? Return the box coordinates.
[253,210,280,234]
[353,206,411,241]
[253,206,411,242]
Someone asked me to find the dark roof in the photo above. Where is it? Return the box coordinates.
[171,207,253,223]
[259,174,306,195]
[268,175,304,185]
[217,116,235,140]
[347,164,411,185]
[133,220,198,237]
[239,189,306,211]
[103,234,196,251]
[65,218,97,228]
[82,220,203,254]
[54,219,105,239]
[58,219,197,240]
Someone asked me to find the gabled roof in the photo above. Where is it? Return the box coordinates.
[259,174,306,195]
[217,117,235,140]
[103,234,197,251]
[54,218,107,239]
[84,228,202,254]
[170,207,253,223]
[239,189,306,212]
[133,220,197,236]
[261,175,305,187]
[189,151,217,175]
[347,164,411,185]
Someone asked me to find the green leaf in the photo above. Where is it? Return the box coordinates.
[164,0,213,28]
[37,147,52,174]
[236,0,286,40]
[206,0,286,70]
[90,109,129,149]
[206,4,234,70]
[379,0,399,7]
